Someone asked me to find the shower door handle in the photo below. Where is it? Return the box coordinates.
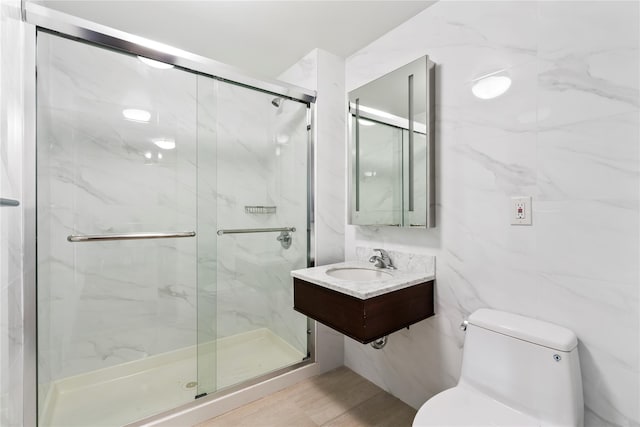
[0,198,20,207]
[216,227,297,249]
[67,231,196,242]
[216,227,296,235]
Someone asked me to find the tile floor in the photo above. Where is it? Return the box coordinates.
[198,367,416,427]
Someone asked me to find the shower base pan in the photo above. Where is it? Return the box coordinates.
[39,328,305,427]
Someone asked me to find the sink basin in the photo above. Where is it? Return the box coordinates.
[325,267,393,281]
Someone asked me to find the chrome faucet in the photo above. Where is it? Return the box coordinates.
[369,248,396,269]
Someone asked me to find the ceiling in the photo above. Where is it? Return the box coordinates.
[36,1,435,79]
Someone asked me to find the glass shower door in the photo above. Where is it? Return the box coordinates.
[36,32,199,426]
[196,79,310,395]
[36,27,312,424]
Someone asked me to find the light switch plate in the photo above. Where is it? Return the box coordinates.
[511,196,532,225]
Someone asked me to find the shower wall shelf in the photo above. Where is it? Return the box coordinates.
[245,205,277,214]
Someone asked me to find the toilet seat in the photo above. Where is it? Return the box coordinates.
[412,385,540,427]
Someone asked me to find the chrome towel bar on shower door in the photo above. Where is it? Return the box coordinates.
[216,227,296,236]
[67,231,196,242]
[217,227,297,249]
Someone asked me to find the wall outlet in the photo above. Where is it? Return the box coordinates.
[511,196,532,225]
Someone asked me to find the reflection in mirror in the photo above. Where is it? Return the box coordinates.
[350,115,403,226]
[348,55,435,228]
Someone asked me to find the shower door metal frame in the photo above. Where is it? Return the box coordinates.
[22,3,315,104]
[22,20,37,427]
[21,2,317,425]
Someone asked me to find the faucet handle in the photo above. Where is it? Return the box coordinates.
[371,249,395,269]
[373,248,388,257]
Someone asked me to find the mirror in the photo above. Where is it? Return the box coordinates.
[348,55,435,228]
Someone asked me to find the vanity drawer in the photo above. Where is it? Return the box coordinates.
[293,277,435,344]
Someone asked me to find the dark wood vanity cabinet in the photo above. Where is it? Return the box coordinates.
[293,278,435,344]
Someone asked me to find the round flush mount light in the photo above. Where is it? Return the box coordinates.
[152,138,176,150]
[138,56,174,70]
[471,73,512,100]
[122,108,151,123]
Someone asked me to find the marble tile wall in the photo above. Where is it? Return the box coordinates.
[212,80,309,353]
[279,48,346,373]
[344,2,640,426]
[0,1,27,426]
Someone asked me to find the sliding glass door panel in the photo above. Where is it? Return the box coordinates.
[36,32,198,426]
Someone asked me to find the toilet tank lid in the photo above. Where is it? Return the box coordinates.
[468,309,578,352]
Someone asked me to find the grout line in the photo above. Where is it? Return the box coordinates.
[317,390,386,427]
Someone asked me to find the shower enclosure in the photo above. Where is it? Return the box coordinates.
[32,12,314,427]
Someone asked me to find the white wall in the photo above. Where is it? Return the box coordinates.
[344,2,639,426]
[0,1,27,426]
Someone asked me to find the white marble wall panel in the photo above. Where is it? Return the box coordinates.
[344,2,639,426]
[314,50,346,267]
[0,1,26,426]
[537,1,639,129]
[279,49,346,373]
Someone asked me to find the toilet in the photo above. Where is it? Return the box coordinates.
[413,309,584,427]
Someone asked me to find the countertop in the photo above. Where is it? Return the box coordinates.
[291,260,435,300]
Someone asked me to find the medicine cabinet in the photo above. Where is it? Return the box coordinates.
[348,55,436,228]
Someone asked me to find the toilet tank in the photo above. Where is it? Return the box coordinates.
[460,309,584,427]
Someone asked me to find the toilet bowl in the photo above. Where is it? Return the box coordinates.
[413,309,584,427]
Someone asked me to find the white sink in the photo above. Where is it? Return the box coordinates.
[292,259,435,299]
[325,267,393,281]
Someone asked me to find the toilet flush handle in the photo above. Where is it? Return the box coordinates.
[460,320,469,331]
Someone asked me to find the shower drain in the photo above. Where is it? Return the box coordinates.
[183,381,198,390]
